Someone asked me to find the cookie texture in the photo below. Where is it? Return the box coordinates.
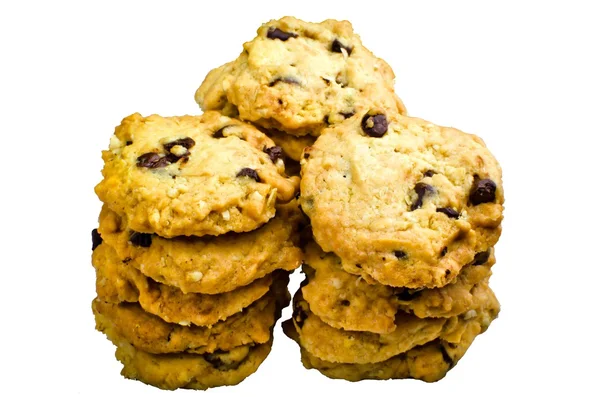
[300,111,503,288]
[301,242,495,333]
[283,306,491,383]
[291,285,499,364]
[265,130,316,162]
[97,202,303,294]
[95,111,299,238]
[92,243,273,326]
[110,335,272,390]
[195,17,406,137]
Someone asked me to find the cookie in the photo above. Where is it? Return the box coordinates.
[95,111,299,238]
[109,334,272,390]
[265,130,316,162]
[283,305,491,383]
[96,201,303,294]
[300,111,503,288]
[301,242,495,334]
[195,17,406,137]
[92,242,273,326]
[93,292,280,355]
[291,285,499,364]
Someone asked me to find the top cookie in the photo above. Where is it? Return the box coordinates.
[195,17,406,137]
[300,111,503,288]
[95,111,299,238]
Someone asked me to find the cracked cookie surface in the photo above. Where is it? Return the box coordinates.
[95,111,299,238]
[300,111,503,288]
[195,17,406,137]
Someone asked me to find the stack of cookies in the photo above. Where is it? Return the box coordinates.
[195,17,504,382]
[91,112,303,390]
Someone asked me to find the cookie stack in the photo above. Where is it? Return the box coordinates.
[91,112,303,390]
[195,17,504,382]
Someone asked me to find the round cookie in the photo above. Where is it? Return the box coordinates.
[92,242,273,326]
[195,17,406,137]
[300,111,503,288]
[301,242,495,334]
[95,111,299,238]
[93,293,278,355]
[291,285,499,364]
[109,335,272,390]
[283,306,491,383]
[96,201,303,294]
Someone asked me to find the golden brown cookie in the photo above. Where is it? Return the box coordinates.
[301,242,495,333]
[92,242,272,326]
[291,285,499,364]
[96,201,303,294]
[300,111,503,288]
[95,111,299,238]
[195,17,406,137]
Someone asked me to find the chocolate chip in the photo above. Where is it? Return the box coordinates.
[436,207,460,219]
[263,146,283,163]
[136,153,165,168]
[236,168,261,182]
[267,27,297,41]
[445,269,451,276]
[361,113,388,137]
[441,247,448,257]
[91,229,102,251]
[293,304,308,328]
[410,183,435,211]
[340,299,350,307]
[470,250,491,266]
[268,77,301,87]
[125,141,133,146]
[331,39,353,55]
[440,346,454,367]
[163,137,196,151]
[129,232,152,247]
[340,111,355,119]
[469,178,497,205]
[394,250,407,259]
[395,289,422,301]
[424,170,436,177]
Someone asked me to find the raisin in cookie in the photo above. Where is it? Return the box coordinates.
[195,17,406,137]
[291,285,499,364]
[283,302,493,383]
[300,111,503,288]
[92,242,274,326]
[109,335,272,390]
[95,111,299,238]
[301,242,494,333]
[96,201,303,294]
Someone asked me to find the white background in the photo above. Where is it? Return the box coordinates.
[1,0,599,395]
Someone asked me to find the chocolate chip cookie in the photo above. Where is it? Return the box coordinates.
[301,242,495,333]
[195,17,406,137]
[95,111,299,238]
[290,285,499,364]
[96,201,303,294]
[300,111,503,288]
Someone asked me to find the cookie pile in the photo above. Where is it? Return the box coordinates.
[91,112,303,389]
[195,17,504,382]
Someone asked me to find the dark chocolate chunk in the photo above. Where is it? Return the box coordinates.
[394,250,407,259]
[470,250,491,266]
[268,76,301,87]
[163,137,195,151]
[340,299,351,307]
[469,178,497,205]
[136,153,165,168]
[410,183,435,211]
[436,207,460,219]
[395,289,422,301]
[361,113,388,137]
[129,232,152,247]
[424,170,436,177]
[236,168,261,182]
[91,229,102,251]
[331,39,353,55]
[267,27,297,41]
[263,146,283,163]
